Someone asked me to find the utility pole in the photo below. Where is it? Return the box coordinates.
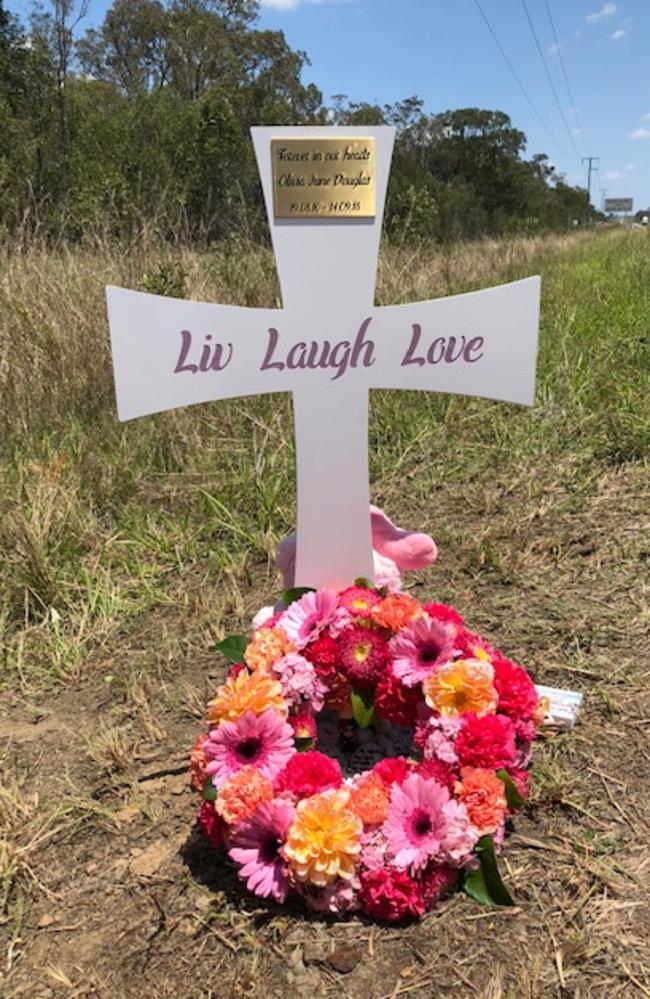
[582,156,599,204]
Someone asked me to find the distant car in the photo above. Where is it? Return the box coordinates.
[643,215,649,226]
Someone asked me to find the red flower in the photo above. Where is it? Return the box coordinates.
[288,711,317,742]
[198,800,227,849]
[304,631,340,668]
[374,671,421,726]
[423,603,464,630]
[359,868,425,922]
[339,625,389,686]
[455,629,496,661]
[304,631,351,712]
[455,713,516,769]
[416,758,457,790]
[492,656,539,722]
[373,757,411,788]
[419,863,458,907]
[227,662,247,681]
[274,750,342,799]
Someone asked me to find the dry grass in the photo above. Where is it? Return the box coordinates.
[0,226,649,997]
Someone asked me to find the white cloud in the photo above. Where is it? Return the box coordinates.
[643,112,650,122]
[604,170,622,180]
[610,28,626,40]
[630,127,650,140]
[548,42,563,56]
[625,163,636,170]
[586,2,617,23]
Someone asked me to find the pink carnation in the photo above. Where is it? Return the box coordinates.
[274,750,342,800]
[455,713,517,770]
[422,603,464,632]
[374,671,421,726]
[272,652,326,711]
[359,868,425,922]
[492,656,539,722]
[198,800,227,849]
[373,757,411,788]
[419,863,458,906]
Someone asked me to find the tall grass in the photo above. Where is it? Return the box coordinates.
[0,227,648,686]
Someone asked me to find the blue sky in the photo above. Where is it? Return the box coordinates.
[7,0,649,208]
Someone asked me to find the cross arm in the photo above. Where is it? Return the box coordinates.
[368,276,541,407]
[106,286,286,422]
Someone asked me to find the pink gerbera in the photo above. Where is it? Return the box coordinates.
[280,590,348,648]
[229,799,296,902]
[383,773,476,872]
[389,617,455,687]
[204,709,294,787]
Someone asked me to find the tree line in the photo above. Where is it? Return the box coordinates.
[0,0,599,244]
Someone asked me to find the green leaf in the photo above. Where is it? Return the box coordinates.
[496,768,526,809]
[464,834,514,907]
[202,782,217,802]
[294,737,315,753]
[214,635,248,664]
[351,689,376,728]
[353,577,374,589]
[281,587,315,607]
[463,866,493,906]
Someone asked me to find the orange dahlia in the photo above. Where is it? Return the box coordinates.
[423,658,497,718]
[371,593,422,632]
[244,626,294,673]
[456,766,507,834]
[349,772,391,827]
[215,766,274,825]
[284,789,362,886]
[207,669,288,726]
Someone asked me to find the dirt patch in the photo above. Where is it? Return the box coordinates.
[1,461,649,998]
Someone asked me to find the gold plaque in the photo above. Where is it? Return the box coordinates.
[271,137,376,220]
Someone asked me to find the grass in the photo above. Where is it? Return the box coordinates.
[0,226,649,997]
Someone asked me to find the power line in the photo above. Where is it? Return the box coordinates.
[472,0,572,161]
[542,0,590,156]
[519,0,582,160]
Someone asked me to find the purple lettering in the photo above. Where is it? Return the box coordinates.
[329,340,351,380]
[350,317,376,369]
[174,329,198,374]
[401,324,426,367]
[427,337,446,365]
[464,336,484,362]
[444,336,466,363]
[287,342,308,369]
[261,327,285,372]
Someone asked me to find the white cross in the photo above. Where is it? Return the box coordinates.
[106,126,540,591]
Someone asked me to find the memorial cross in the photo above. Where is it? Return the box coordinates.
[106,126,541,590]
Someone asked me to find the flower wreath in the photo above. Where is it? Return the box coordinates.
[189,583,543,922]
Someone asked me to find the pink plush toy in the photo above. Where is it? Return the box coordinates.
[276,505,437,593]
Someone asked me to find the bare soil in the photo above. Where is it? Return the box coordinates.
[2,459,649,999]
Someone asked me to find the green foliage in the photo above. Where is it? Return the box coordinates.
[215,635,248,663]
[0,1,598,244]
[351,689,376,728]
[464,835,514,907]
